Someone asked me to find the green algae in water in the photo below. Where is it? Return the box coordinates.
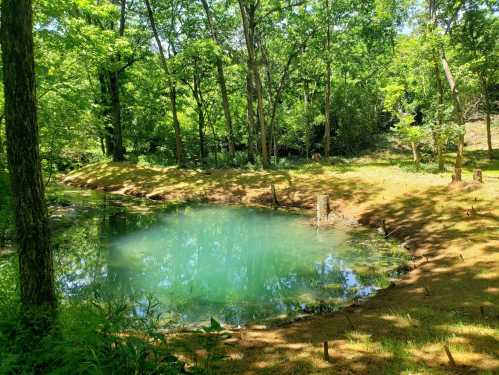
[52,193,407,327]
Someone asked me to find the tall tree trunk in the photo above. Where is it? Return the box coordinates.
[479,74,493,159]
[144,0,184,166]
[440,49,465,182]
[0,115,4,167]
[1,0,56,320]
[411,142,421,171]
[262,48,276,164]
[109,70,124,161]
[109,0,127,162]
[199,0,235,160]
[193,70,206,166]
[246,70,256,163]
[169,85,183,166]
[428,4,445,172]
[98,70,114,156]
[304,80,311,159]
[432,54,445,171]
[210,120,219,168]
[485,105,493,160]
[324,0,332,158]
[197,108,206,166]
[262,43,301,164]
[239,1,269,168]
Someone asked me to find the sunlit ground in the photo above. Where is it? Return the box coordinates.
[63,122,499,374]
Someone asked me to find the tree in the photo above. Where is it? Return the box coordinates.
[383,83,428,171]
[452,7,498,159]
[199,0,236,161]
[239,0,269,168]
[426,0,468,181]
[1,0,56,321]
[109,0,127,162]
[143,0,184,166]
[324,0,332,158]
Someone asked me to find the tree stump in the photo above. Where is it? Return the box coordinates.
[270,183,280,209]
[312,153,322,162]
[473,169,483,183]
[317,195,330,224]
[323,341,329,362]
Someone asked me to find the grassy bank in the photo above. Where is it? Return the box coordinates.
[62,150,499,374]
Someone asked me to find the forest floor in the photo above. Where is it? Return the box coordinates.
[63,121,499,375]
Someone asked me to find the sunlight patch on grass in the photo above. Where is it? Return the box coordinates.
[62,155,499,375]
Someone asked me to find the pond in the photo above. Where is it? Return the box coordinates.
[41,188,408,327]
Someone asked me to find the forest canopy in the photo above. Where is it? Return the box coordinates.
[1,0,495,173]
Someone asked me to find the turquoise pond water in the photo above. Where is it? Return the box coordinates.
[45,189,407,326]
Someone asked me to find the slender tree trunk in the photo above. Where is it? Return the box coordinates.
[193,71,206,166]
[216,61,235,160]
[98,70,114,156]
[324,0,332,158]
[1,0,56,320]
[239,1,269,168]
[262,48,276,164]
[479,75,493,159]
[254,66,269,168]
[304,80,311,159]
[440,48,465,181]
[262,44,300,164]
[109,70,124,161]
[144,0,184,166]
[485,106,492,159]
[169,85,183,166]
[197,109,206,166]
[432,54,445,171]
[100,137,106,155]
[199,0,235,160]
[434,131,444,171]
[411,142,421,171]
[428,4,445,172]
[109,0,127,162]
[246,71,256,163]
[0,113,5,164]
[210,121,219,167]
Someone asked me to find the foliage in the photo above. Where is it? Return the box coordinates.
[0,172,13,248]
[0,271,187,375]
[0,0,493,170]
[392,113,428,145]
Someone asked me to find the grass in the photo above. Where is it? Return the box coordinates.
[59,122,499,375]
[61,137,499,374]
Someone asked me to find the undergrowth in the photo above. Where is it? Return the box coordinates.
[0,260,192,375]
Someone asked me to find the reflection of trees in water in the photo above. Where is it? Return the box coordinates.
[55,195,159,300]
[55,202,401,325]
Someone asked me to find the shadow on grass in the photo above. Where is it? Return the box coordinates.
[170,184,499,374]
[63,162,381,212]
[63,162,499,374]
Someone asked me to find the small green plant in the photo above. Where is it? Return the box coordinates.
[0,288,188,375]
[391,114,428,171]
